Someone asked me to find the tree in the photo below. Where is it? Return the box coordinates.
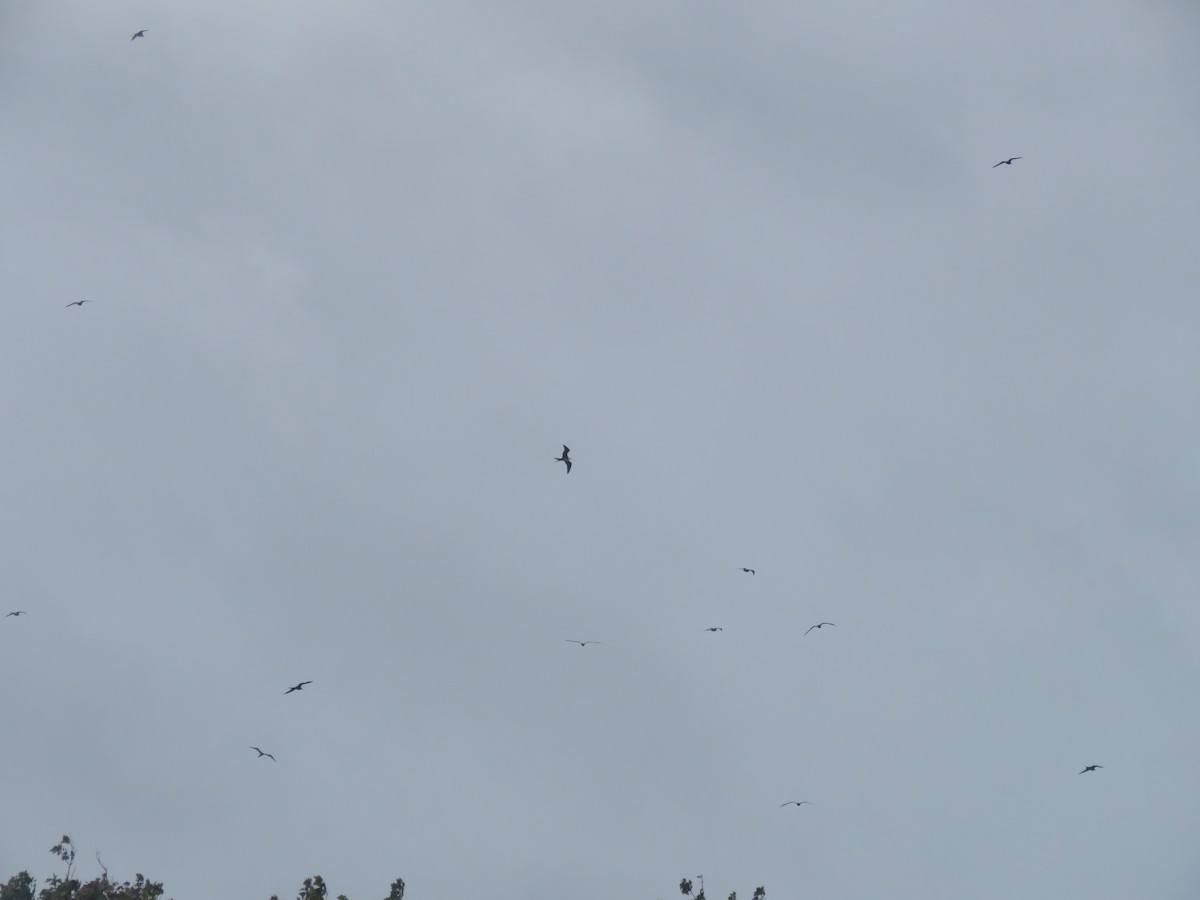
[3,844,408,900]
[679,875,764,900]
[266,874,405,900]
[0,871,36,900]
[6,845,408,900]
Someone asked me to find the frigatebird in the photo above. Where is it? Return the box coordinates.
[284,681,312,694]
[703,627,723,632]
[565,640,600,647]
[249,746,276,761]
[5,611,26,617]
[804,622,836,636]
[65,300,90,308]
[992,157,1022,167]
[555,445,572,473]
[780,801,814,807]
[131,30,147,40]
[740,567,755,575]
[1079,764,1103,774]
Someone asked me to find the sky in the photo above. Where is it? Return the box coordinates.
[2,1,1200,898]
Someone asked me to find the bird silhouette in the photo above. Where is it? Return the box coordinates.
[740,567,755,575]
[992,157,1022,167]
[565,640,600,647]
[780,801,814,807]
[554,445,572,473]
[703,627,723,632]
[1079,764,1103,774]
[5,611,26,617]
[131,30,147,40]
[65,300,90,308]
[284,681,312,694]
[804,622,836,636]
[249,746,276,761]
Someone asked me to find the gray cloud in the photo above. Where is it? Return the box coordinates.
[1,2,1198,899]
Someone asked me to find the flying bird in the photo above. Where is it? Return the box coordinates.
[992,157,1022,167]
[780,801,814,807]
[249,746,276,761]
[554,445,572,473]
[740,567,755,575]
[65,300,90,308]
[5,611,26,617]
[284,681,312,694]
[1079,765,1103,774]
[565,640,600,647]
[804,622,836,636]
[703,627,723,632]
[131,30,147,40]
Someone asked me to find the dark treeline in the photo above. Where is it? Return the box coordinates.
[4,836,766,900]
[0,836,406,900]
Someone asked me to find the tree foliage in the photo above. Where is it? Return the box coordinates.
[3,840,407,900]
[679,874,765,900]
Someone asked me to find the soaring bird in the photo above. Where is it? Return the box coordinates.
[804,622,836,636]
[565,640,600,647]
[992,157,1022,167]
[1079,764,1103,774]
[284,681,312,694]
[740,567,755,575]
[65,300,90,308]
[703,627,723,632]
[5,611,26,617]
[249,746,276,761]
[131,30,147,40]
[780,801,814,807]
[555,445,572,473]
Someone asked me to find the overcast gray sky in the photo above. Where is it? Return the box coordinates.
[2,2,1199,898]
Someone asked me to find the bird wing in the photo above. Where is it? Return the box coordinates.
[804,625,817,635]
[992,161,1005,167]
[562,445,570,455]
[564,459,572,472]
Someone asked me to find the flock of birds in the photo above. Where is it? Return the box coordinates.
[544,436,1106,801]
[9,29,1106,864]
